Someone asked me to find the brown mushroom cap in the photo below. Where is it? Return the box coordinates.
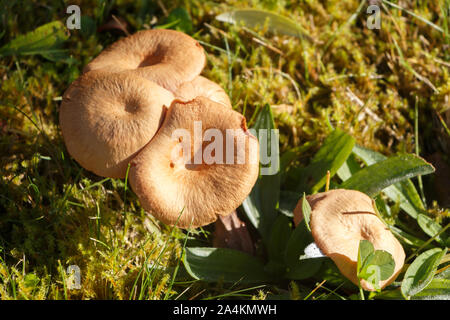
[293,189,405,291]
[129,97,259,229]
[83,29,206,92]
[174,76,232,108]
[59,71,174,178]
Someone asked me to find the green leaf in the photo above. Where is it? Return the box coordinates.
[284,221,314,267]
[357,240,395,291]
[363,250,396,281]
[280,141,316,184]
[280,142,316,173]
[340,154,435,197]
[352,145,425,218]
[382,181,424,219]
[284,220,323,280]
[277,191,300,218]
[285,256,324,281]
[80,15,97,37]
[242,104,280,243]
[357,240,375,276]
[401,248,448,299]
[183,247,272,284]
[0,21,70,62]
[162,7,193,34]
[301,193,311,232]
[389,225,426,248]
[268,215,292,263]
[296,129,355,193]
[313,259,354,290]
[412,278,450,300]
[352,144,385,164]
[336,153,361,182]
[216,9,309,39]
[361,264,382,291]
[417,214,445,245]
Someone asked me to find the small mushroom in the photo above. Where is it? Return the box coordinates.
[129,97,259,229]
[293,189,405,291]
[83,29,206,92]
[174,76,232,108]
[59,71,174,178]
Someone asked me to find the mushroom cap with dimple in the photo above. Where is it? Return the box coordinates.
[129,97,260,229]
[293,189,405,291]
[83,29,206,92]
[59,71,174,178]
[174,76,232,108]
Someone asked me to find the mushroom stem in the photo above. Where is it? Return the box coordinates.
[212,211,254,255]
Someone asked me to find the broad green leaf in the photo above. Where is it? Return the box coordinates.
[242,104,280,243]
[361,264,382,291]
[352,145,425,218]
[417,214,445,245]
[80,16,97,37]
[241,191,261,232]
[216,9,309,39]
[285,256,325,281]
[162,7,193,34]
[296,129,355,193]
[284,221,314,267]
[357,240,395,291]
[352,144,386,163]
[412,278,450,300]
[336,153,361,182]
[362,250,396,281]
[280,142,316,173]
[382,182,424,218]
[0,21,70,62]
[268,215,292,263]
[401,248,447,299]
[183,247,272,284]
[277,190,300,218]
[301,193,311,232]
[313,258,354,289]
[418,266,450,301]
[264,260,286,278]
[280,141,316,184]
[284,220,323,280]
[357,240,374,276]
[341,154,435,197]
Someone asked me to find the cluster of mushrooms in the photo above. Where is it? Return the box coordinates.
[59,29,260,229]
[59,29,405,291]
